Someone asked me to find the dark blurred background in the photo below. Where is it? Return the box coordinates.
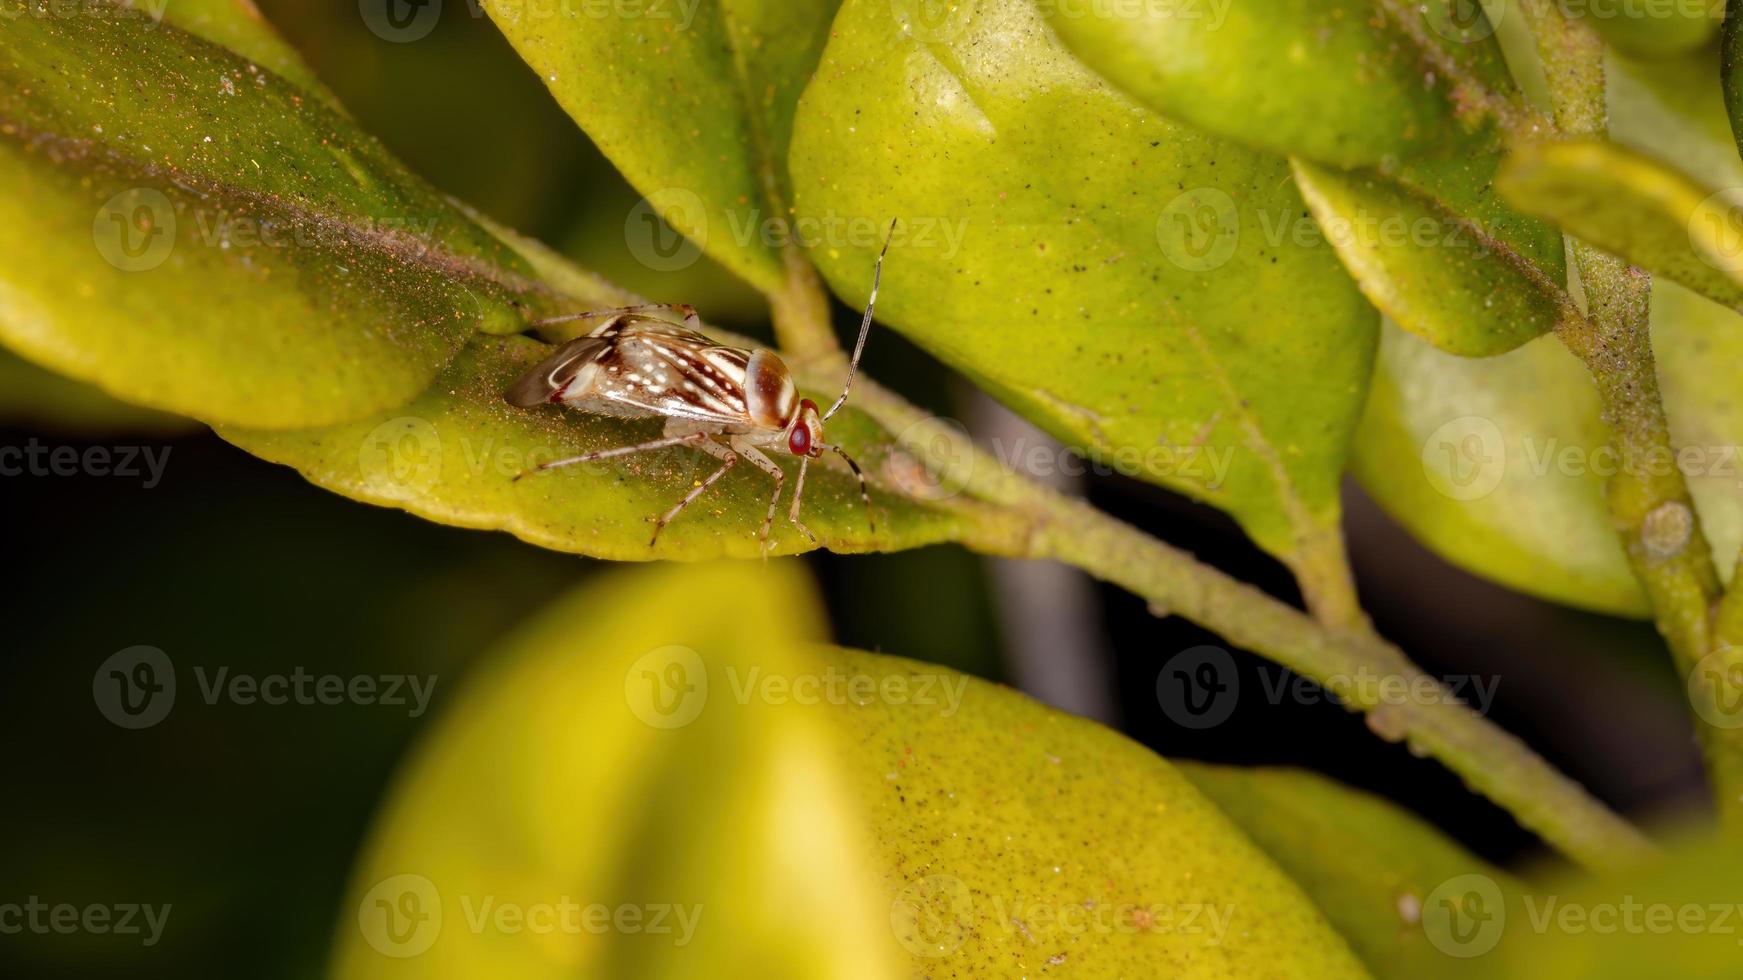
[0,5,1710,977]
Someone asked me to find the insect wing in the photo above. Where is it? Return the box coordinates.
[504,334,610,407]
[588,319,754,426]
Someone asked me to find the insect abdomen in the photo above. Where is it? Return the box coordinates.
[743,349,797,429]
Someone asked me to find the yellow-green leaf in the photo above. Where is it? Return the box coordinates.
[1498,139,1743,310]
[1353,281,1743,616]
[1488,838,1743,979]
[789,0,1378,565]
[1043,0,1566,355]
[1583,0,1723,58]
[1046,0,1513,168]
[332,562,1374,978]
[0,347,192,434]
[1293,157,1566,356]
[1180,763,1529,980]
[480,0,839,294]
[0,12,546,429]
[218,332,963,559]
[330,561,896,978]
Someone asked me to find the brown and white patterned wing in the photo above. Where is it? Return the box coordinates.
[520,315,753,426]
[504,334,611,408]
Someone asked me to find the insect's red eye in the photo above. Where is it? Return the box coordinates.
[788,422,812,457]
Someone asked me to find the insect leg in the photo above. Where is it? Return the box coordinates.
[512,431,708,481]
[823,444,876,536]
[650,438,736,547]
[729,439,790,557]
[527,304,700,331]
[786,457,819,545]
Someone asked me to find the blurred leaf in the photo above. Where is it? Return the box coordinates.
[162,0,337,101]
[334,562,1375,977]
[1046,0,1511,168]
[1180,763,1529,980]
[556,176,772,327]
[0,13,551,429]
[1351,321,1642,615]
[331,562,897,978]
[480,0,839,294]
[1491,837,1743,979]
[0,347,193,434]
[1048,0,1564,355]
[789,0,1378,564]
[1498,139,1743,310]
[1613,41,1742,189]
[1353,281,1743,616]
[252,0,602,244]
[218,332,963,559]
[1582,1,1722,58]
[1292,157,1565,356]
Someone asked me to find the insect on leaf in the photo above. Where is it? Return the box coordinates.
[790,0,1377,571]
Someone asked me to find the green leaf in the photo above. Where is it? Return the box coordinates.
[1353,281,1743,616]
[1355,39,1743,614]
[0,13,545,429]
[1726,7,1743,157]
[1292,156,1567,356]
[1351,321,1642,614]
[1497,139,1743,310]
[218,332,963,559]
[1582,0,1722,58]
[1045,0,1513,168]
[1487,838,1743,979]
[332,562,1375,977]
[789,0,1378,565]
[1179,764,1529,980]
[480,0,839,294]
[0,347,192,434]
[1045,0,1567,355]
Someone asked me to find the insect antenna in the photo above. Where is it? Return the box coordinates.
[824,220,897,422]
[823,444,875,535]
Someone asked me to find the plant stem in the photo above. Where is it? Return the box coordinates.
[775,269,1652,872]
[1522,1,1743,829]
